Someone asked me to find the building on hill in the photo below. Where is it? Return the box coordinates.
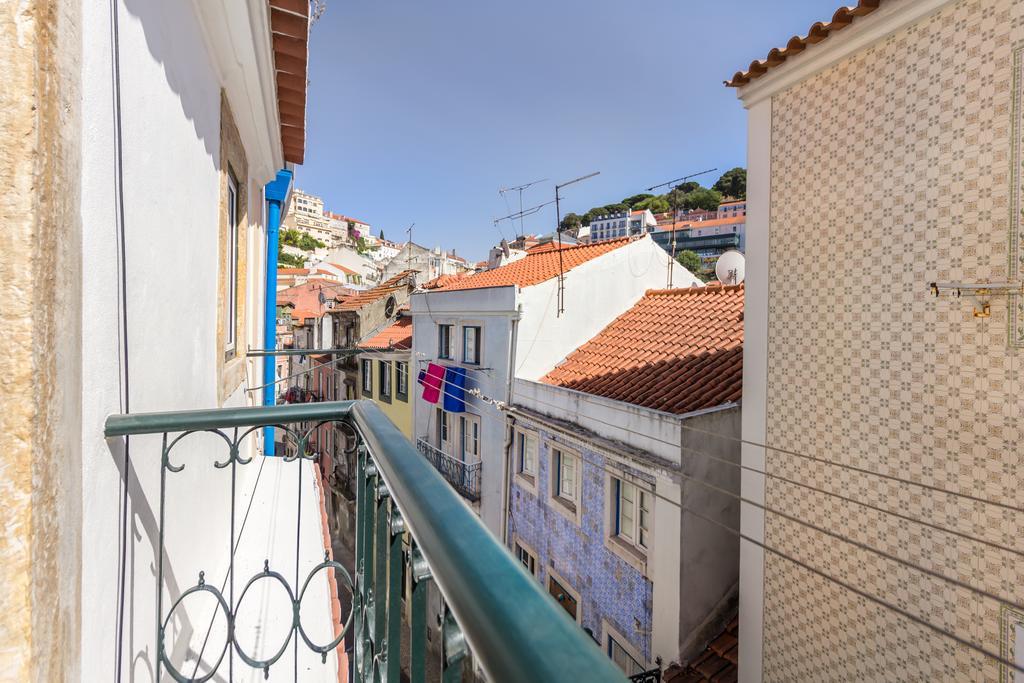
[284,188,345,246]
[326,211,371,243]
[716,200,746,219]
[584,209,658,243]
[508,284,743,675]
[652,216,746,268]
[357,315,413,439]
[379,242,473,283]
[408,235,702,538]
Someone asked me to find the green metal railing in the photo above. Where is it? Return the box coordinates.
[105,400,626,682]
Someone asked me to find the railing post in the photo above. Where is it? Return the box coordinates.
[441,607,468,683]
[373,482,389,678]
[386,510,405,681]
[409,546,431,683]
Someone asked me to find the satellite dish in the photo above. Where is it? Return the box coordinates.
[715,250,746,285]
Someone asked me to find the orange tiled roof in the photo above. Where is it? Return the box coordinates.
[278,267,310,275]
[664,617,738,683]
[333,270,416,311]
[358,317,412,350]
[325,262,359,276]
[438,238,631,292]
[421,273,471,290]
[541,284,743,414]
[277,280,353,324]
[657,216,746,230]
[726,1,882,87]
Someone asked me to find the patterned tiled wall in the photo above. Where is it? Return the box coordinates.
[765,1,1024,680]
[508,422,654,662]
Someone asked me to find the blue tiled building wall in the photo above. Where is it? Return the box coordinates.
[508,421,653,662]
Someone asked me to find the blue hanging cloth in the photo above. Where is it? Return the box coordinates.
[443,366,468,413]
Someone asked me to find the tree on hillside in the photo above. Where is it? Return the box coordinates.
[602,203,629,215]
[675,250,707,280]
[635,195,670,214]
[713,167,746,199]
[674,181,701,194]
[622,193,654,208]
[278,247,305,268]
[281,228,326,252]
[559,212,583,233]
[681,188,722,211]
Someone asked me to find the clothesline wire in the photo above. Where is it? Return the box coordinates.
[679,501,1024,678]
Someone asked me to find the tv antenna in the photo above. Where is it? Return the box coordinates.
[554,171,600,316]
[405,222,415,273]
[499,178,548,238]
[645,168,716,288]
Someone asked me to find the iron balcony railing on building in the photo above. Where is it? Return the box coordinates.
[105,400,623,682]
[415,438,482,502]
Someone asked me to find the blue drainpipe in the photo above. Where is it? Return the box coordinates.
[263,169,293,456]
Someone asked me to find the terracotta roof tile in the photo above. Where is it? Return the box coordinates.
[333,270,416,311]
[421,273,472,290]
[358,317,412,350]
[725,0,882,87]
[437,238,632,292]
[541,284,743,414]
[664,617,739,683]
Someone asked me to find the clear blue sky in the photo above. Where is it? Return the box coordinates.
[296,0,842,262]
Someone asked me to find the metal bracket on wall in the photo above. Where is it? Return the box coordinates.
[928,282,1024,319]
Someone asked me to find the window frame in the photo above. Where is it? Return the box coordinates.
[546,567,581,624]
[438,323,454,360]
[459,412,480,463]
[361,358,373,396]
[378,359,392,403]
[513,536,538,577]
[462,325,482,365]
[602,620,645,676]
[224,170,240,359]
[513,426,539,495]
[395,360,409,401]
[605,472,652,571]
[547,441,582,525]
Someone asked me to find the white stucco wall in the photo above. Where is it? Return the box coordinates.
[78,2,337,679]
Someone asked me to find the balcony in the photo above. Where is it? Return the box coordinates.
[104,400,624,682]
[416,438,482,502]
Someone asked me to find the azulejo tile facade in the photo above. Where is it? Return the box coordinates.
[509,421,654,663]
[765,0,1023,680]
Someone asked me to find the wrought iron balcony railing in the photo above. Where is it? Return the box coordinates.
[415,438,482,502]
[105,400,625,682]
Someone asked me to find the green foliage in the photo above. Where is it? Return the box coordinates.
[675,249,703,273]
[681,188,722,211]
[713,167,746,199]
[568,168,745,227]
[356,236,379,255]
[559,212,583,232]
[634,196,670,214]
[622,193,654,208]
[281,228,326,252]
[278,249,306,268]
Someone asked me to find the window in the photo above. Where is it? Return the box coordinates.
[608,635,644,676]
[551,446,581,520]
[514,541,537,576]
[438,324,454,359]
[548,574,579,622]
[436,408,451,453]
[459,414,480,462]
[225,172,240,358]
[362,359,372,395]
[613,479,650,550]
[378,360,392,402]
[396,361,409,400]
[516,430,537,477]
[462,326,481,364]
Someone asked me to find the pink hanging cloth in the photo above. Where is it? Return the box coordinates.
[420,363,445,404]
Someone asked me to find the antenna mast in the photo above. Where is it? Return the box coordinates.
[646,167,717,288]
[499,178,548,238]
[554,171,600,316]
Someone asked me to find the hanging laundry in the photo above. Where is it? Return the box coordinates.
[420,363,445,404]
[443,366,468,413]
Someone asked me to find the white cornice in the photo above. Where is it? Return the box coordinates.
[736,0,956,108]
[192,0,284,182]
